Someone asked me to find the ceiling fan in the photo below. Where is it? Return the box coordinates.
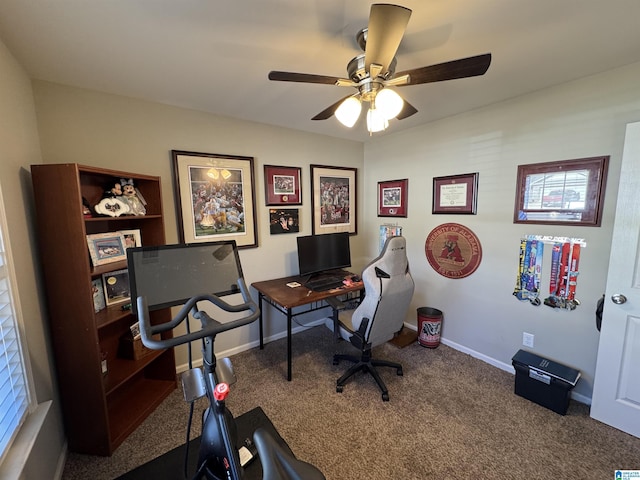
[268,3,491,134]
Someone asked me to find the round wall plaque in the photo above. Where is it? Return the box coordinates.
[425,223,482,279]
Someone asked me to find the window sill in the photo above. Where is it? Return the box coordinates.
[0,401,52,480]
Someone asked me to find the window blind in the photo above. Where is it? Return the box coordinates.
[0,200,30,461]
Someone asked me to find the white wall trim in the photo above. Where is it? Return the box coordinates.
[177,320,590,407]
[404,323,592,406]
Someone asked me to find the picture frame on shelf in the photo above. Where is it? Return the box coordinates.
[432,172,479,215]
[264,165,302,205]
[86,232,127,266]
[172,150,258,248]
[513,156,609,226]
[101,268,131,306]
[119,229,142,249]
[92,278,106,313]
[378,179,408,217]
[310,164,357,235]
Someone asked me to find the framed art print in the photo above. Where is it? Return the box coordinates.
[310,164,357,235]
[264,165,302,205]
[378,179,408,217]
[172,150,258,248]
[433,172,479,215]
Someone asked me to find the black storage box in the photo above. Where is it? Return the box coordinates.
[511,349,580,415]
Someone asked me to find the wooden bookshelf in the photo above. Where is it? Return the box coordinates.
[30,163,176,456]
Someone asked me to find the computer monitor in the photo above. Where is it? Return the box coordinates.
[127,240,243,315]
[296,232,351,278]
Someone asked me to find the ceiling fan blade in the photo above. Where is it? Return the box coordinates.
[396,99,418,120]
[396,53,492,86]
[268,71,343,85]
[365,4,412,77]
[311,95,354,120]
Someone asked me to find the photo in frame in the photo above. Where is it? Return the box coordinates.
[264,165,302,205]
[91,278,106,313]
[432,172,479,215]
[269,208,300,235]
[86,232,127,266]
[513,156,608,226]
[101,268,131,306]
[172,150,258,248]
[378,179,408,217]
[119,229,142,249]
[310,164,357,235]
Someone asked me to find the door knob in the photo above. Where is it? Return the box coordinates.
[611,293,627,304]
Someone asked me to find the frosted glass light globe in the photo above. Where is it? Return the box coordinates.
[335,96,362,128]
[366,107,389,133]
[375,88,404,120]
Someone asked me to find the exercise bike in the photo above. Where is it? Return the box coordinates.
[131,241,325,480]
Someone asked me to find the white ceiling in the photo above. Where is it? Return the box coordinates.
[1,0,639,143]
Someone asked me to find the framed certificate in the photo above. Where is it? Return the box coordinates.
[432,172,478,215]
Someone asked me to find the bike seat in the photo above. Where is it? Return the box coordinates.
[253,428,325,480]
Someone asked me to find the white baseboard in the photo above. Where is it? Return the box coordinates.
[403,322,591,406]
[177,321,591,406]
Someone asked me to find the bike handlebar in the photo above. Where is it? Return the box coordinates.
[136,278,260,350]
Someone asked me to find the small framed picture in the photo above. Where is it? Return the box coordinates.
[86,232,127,266]
[101,269,131,306]
[129,321,141,339]
[91,278,106,313]
[119,229,142,249]
[378,179,408,217]
[269,208,300,234]
[264,165,302,205]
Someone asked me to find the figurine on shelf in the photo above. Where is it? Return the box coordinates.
[94,179,131,217]
[119,178,147,216]
[82,197,93,218]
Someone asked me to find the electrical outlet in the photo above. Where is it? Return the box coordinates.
[523,332,535,348]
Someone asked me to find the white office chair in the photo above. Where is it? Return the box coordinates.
[325,236,415,401]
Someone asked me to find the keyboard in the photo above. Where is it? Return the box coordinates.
[304,277,345,292]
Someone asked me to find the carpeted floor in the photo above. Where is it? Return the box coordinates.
[62,326,640,479]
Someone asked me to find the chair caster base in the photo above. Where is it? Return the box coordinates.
[336,385,344,393]
[382,392,389,402]
[397,368,403,376]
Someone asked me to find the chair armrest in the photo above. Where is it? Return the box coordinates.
[325,296,346,311]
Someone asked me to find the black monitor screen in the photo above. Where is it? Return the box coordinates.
[296,232,351,277]
[127,240,243,314]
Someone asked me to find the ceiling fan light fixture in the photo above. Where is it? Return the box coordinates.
[366,107,389,133]
[376,88,404,120]
[335,96,362,128]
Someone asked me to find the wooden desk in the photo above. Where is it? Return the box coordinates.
[251,273,362,381]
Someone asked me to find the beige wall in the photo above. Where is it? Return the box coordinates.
[363,61,640,400]
[32,81,365,367]
[0,39,64,478]
[31,62,640,402]
[6,35,640,476]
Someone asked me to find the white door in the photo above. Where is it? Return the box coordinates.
[590,121,640,438]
